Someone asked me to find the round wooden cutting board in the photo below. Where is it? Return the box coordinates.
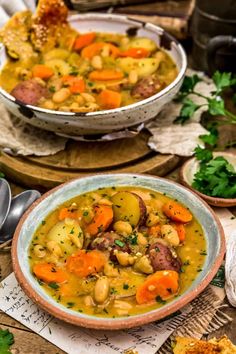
[0,131,180,191]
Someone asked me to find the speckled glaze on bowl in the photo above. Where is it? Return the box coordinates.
[0,14,187,136]
[180,152,236,207]
[12,174,225,330]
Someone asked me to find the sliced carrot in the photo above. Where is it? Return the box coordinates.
[66,249,106,277]
[74,32,96,51]
[162,200,193,223]
[89,70,124,81]
[61,75,85,94]
[172,223,186,243]
[97,89,121,109]
[148,224,161,237]
[136,270,179,305]
[33,263,67,283]
[32,65,54,79]
[81,42,120,59]
[58,207,78,221]
[86,204,114,236]
[119,47,150,58]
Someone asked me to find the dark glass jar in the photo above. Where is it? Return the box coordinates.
[191,0,236,74]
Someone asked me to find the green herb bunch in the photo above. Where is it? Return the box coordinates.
[176,71,236,198]
[193,145,236,198]
[175,71,236,124]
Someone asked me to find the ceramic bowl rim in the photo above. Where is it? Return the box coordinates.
[180,151,236,207]
[11,173,225,330]
[0,13,187,120]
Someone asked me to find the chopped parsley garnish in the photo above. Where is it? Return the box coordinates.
[83,211,89,216]
[123,283,129,290]
[49,86,56,93]
[48,282,59,290]
[127,233,138,245]
[156,296,166,304]
[67,302,75,308]
[200,250,207,256]
[115,239,125,248]
[41,220,46,225]
[110,287,117,294]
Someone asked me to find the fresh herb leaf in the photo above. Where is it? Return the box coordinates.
[48,282,59,290]
[192,154,236,198]
[199,128,218,147]
[127,233,138,245]
[194,146,213,163]
[114,239,125,248]
[174,98,200,124]
[0,329,14,354]
[208,98,225,116]
[49,86,56,93]
[179,75,201,95]
[123,283,129,290]
[212,71,232,94]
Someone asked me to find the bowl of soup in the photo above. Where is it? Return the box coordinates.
[0,0,187,136]
[12,173,225,329]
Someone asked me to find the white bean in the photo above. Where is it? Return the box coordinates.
[98,198,113,206]
[101,45,110,57]
[42,99,55,110]
[52,88,71,103]
[114,300,132,315]
[104,262,119,277]
[113,221,132,236]
[81,93,96,103]
[146,213,160,227]
[33,245,46,258]
[128,70,138,85]
[84,295,95,307]
[134,255,153,274]
[115,251,135,266]
[75,95,85,105]
[47,241,63,257]
[91,55,103,70]
[161,224,180,247]
[94,276,110,304]
[137,232,148,246]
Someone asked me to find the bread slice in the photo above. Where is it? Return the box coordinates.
[173,335,236,354]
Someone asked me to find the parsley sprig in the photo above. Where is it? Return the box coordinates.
[0,329,14,354]
[175,71,236,124]
[193,139,236,198]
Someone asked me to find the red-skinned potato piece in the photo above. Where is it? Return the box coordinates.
[111,191,146,227]
[11,79,49,105]
[149,242,182,273]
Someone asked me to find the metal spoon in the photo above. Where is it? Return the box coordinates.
[0,189,41,243]
[0,178,11,230]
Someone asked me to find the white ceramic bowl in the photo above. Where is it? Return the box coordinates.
[12,174,225,330]
[0,14,187,136]
[180,151,236,207]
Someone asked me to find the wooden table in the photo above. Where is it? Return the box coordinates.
[1,173,236,354]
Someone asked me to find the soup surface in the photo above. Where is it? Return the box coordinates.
[0,0,178,112]
[29,186,206,318]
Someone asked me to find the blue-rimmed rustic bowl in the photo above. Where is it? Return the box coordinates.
[0,14,187,136]
[11,174,225,330]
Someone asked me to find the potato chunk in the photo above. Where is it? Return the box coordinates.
[47,219,84,256]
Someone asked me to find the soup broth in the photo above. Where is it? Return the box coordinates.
[29,186,206,318]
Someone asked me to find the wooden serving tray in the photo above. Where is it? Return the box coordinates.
[0,131,180,191]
